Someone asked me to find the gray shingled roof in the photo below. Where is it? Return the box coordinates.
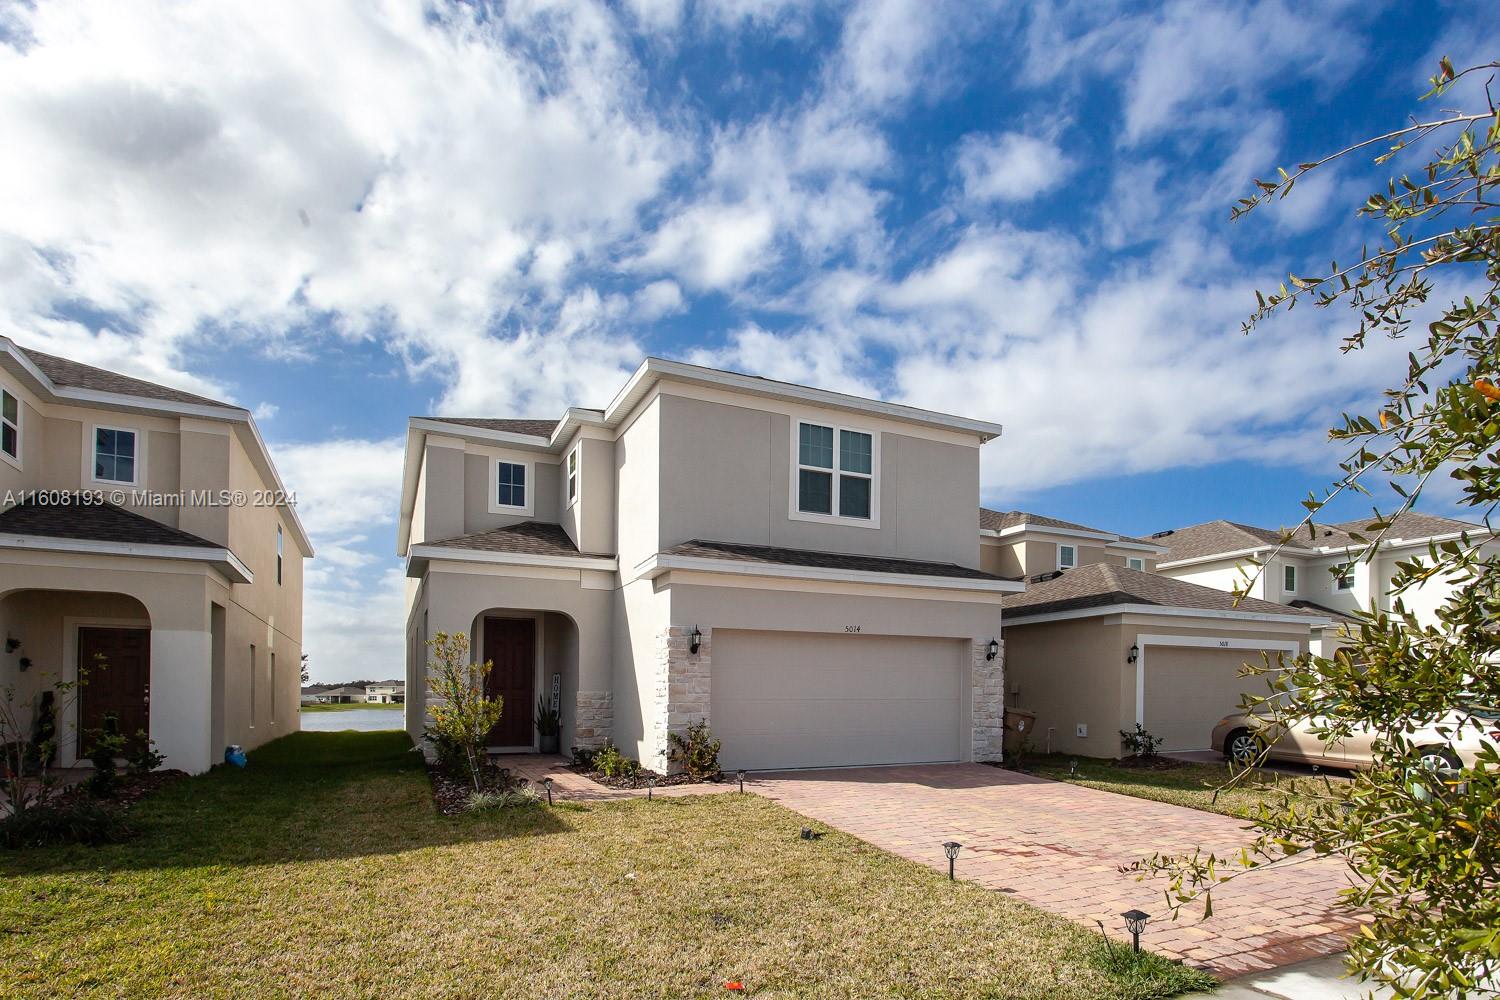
[1002,563,1324,621]
[19,347,230,408]
[424,521,597,557]
[1156,512,1490,563]
[1330,511,1484,542]
[978,508,1158,547]
[423,417,556,437]
[664,538,1012,581]
[0,500,223,548]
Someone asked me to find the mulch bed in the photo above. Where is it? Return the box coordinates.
[55,769,190,810]
[565,765,724,790]
[423,759,535,816]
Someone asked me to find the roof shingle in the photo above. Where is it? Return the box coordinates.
[664,538,1011,581]
[19,347,231,408]
[1156,512,1491,563]
[0,500,223,548]
[423,417,557,437]
[1002,563,1324,621]
[424,521,597,557]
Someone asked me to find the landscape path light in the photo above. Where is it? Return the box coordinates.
[736,769,746,793]
[942,841,962,880]
[1122,909,1150,952]
[543,776,554,806]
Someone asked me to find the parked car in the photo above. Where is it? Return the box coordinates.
[1213,710,1499,770]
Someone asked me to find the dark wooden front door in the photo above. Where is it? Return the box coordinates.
[78,627,150,755]
[482,617,535,747]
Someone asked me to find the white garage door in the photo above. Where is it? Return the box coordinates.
[1143,647,1272,752]
[711,629,965,771]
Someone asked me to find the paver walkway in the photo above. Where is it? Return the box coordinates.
[751,763,1366,977]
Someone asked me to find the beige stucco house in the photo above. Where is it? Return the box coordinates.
[1153,513,1496,655]
[399,358,1020,773]
[0,338,311,774]
[990,511,1328,756]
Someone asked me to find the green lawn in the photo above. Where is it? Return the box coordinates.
[0,732,1215,999]
[1024,753,1342,819]
[300,701,403,712]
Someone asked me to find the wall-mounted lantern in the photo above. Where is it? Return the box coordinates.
[690,626,703,655]
[986,638,999,661]
[1127,643,1139,664]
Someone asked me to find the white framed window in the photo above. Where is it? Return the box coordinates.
[249,644,258,728]
[0,387,20,469]
[276,525,284,586]
[1335,566,1354,591]
[269,652,277,725]
[1058,544,1077,569]
[566,446,580,508]
[90,425,140,486]
[488,459,534,515]
[790,419,879,527]
[1126,556,1145,571]
[1283,564,1297,593]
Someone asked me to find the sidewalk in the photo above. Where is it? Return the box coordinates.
[1203,955,1393,1000]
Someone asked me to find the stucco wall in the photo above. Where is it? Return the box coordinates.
[462,450,562,534]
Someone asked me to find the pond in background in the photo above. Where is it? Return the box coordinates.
[300,708,403,732]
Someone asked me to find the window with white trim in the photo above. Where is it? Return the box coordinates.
[496,461,527,508]
[1335,566,1354,591]
[566,446,580,507]
[0,388,18,464]
[93,427,137,484]
[276,525,284,586]
[795,422,874,520]
[1283,564,1297,593]
[1058,544,1077,569]
[1126,556,1145,571]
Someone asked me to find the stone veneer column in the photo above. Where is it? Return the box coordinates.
[646,625,711,773]
[971,637,1005,762]
[573,690,613,751]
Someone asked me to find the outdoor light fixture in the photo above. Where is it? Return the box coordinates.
[543,776,554,806]
[1122,909,1150,952]
[4,637,18,653]
[690,626,703,654]
[800,827,814,840]
[1069,759,1078,778]
[647,775,656,800]
[942,841,962,880]
[736,769,746,793]
[986,638,999,661]
[1127,644,1139,664]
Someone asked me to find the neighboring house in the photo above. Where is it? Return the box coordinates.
[979,509,1168,577]
[314,685,369,704]
[992,513,1328,756]
[398,358,1020,772]
[365,681,404,704]
[1152,513,1497,653]
[0,338,312,774]
[299,686,322,706]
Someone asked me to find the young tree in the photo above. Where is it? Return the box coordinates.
[1135,59,1500,998]
[0,656,96,819]
[424,631,504,792]
[299,653,309,686]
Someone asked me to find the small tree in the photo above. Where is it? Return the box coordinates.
[299,653,309,686]
[424,631,504,792]
[0,655,96,819]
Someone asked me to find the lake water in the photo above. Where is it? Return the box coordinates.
[300,709,403,733]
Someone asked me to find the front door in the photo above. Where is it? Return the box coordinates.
[482,617,535,748]
[78,626,151,756]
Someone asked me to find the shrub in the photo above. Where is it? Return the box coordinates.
[1118,724,1164,759]
[125,731,165,776]
[667,719,722,780]
[464,786,542,812]
[571,745,598,770]
[424,631,505,792]
[0,798,132,849]
[85,717,125,797]
[591,741,640,780]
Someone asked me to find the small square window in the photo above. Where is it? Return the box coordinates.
[94,427,137,484]
[1059,544,1077,569]
[1335,568,1354,591]
[794,421,876,523]
[496,461,527,508]
[1126,557,1145,571]
[799,423,834,469]
[1284,565,1297,593]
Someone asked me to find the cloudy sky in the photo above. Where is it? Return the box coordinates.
[0,1,1489,681]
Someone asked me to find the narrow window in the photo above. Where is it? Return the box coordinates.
[1284,564,1297,593]
[249,644,258,727]
[838,429,873,519]
[496,461,527,508]
[276,525,284,586]
[797,422,834,515]
[1059,544,1077,569]
[269,653,277,725]
[0,389,18,462]
[94,427,137,484]
[1126,556,1145,571]
[566,447,579,506]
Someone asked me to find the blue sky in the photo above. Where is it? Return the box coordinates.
[0,1,1491,681]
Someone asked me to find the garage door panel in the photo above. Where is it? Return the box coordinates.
[1144,647,1272,752]
[711,630,964,771]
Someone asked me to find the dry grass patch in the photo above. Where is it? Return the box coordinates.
[0,732,1214,999]
[1024,753,1340,818]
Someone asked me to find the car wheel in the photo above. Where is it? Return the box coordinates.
[1416,747,1460,772]
[1225,729,1263,766]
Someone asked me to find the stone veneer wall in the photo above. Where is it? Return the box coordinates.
[573,690,613,751]
[646,624,711,773]
[972,637,1005,762]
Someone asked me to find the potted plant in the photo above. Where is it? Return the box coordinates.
[535,697,561,755]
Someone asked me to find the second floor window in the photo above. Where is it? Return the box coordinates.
[1335,567,1354,591]
[276,525,284,586]
[94,427,137,484]
[1126,556,1145,571]
[566,447,579,506]
[1284,564,1297,592]
[1058,544,1077,569]
[796,422,873,520]
[1,389,18,463]
[496,461,526,508]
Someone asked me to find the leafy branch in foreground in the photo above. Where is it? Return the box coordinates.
[1133,58,1500,999]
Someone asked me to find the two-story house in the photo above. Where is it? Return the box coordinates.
[0,338,311,774]
[398,358,1020,773]
[979,510,1169,577]
[1153,513,1497,653]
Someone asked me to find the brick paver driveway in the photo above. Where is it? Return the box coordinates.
[751,763,1365,977]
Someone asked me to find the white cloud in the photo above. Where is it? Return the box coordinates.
[253,402,279,421]
[633,279,686,320]
[956,132,1072,203]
